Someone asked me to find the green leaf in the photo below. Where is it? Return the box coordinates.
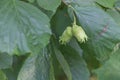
[39,9,54,19]
[3,55,27,80]
[115,0,120,11]
[28,0,35,3]
[0,53,12,69]
[0,0,51,55]
[53,45,72,80]
[37,0,61,11]
[107,9,120,26]
[60,45,90,80]
[62,0,95,7]
[69,39,100,70]
[50,62,55,80]
[68,38,83,56]
[17,48,50,80]
[48,45,56,80]
[95,0,116,8]
[94,50,120,80]
[73,6,120,62]
[49,43,67,80]
[0,70,7,80]
[51,5,72,38]
[4,55,41,80]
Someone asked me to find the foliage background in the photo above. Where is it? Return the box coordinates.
[0,0,120,80]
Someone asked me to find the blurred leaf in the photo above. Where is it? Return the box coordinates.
[49,43,67,80]
[39,8,54,19]
[50,62,55,80]
[94,50,120,80]
[73,6,120,62]
[68,39,100,71]
[115,0,120,11]
[37,0,61,11]
[17,48,51,80]
[0,0,51,55]
[51,4,72,38]
[62,0,95,7]
[53,43,72,80]
[3,69,17,80]
[0,53,12,69]
[95,0,116,8]
[107,9,120,26]
[0,70,7,80]
[48,45,56,80]
[60,45,90,80]
[68,38,83,56]
[3,55,27,80]
[28,0,35,3]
